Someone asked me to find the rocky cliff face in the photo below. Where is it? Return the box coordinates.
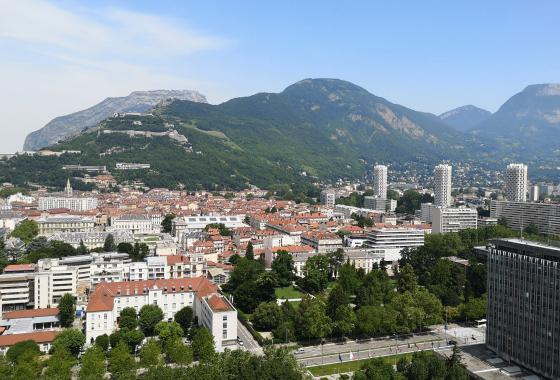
[23,90,207,150]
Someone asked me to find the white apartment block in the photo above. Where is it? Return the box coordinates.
[37,216,96,236]
[172,215,247,237]
[373,165,388,199]
[38,196,98,212]
[505,163,528,202]
[432,207,478,234]
[434,164,452,207]
[490,200,560,235]
[292,249,384,278]
[421,203,434,223]
[0,212,26,232]
[365,227,426,261]
[363,196,395,212]
[85,277,237,350]
[320,190,336,207]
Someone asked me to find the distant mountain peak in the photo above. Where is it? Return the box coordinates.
[522,83,560,96]
[439,105,491,132]
[23,89,207,150]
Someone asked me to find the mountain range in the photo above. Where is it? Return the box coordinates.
[23,90,207,151]
[7,79,560,190]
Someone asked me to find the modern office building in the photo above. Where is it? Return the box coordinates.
[490,200,560,235]
[487,239,560,379]
[373,165,388,199]
[504,163,528,202]
[434,164,452,207]
[432,207,478,234]
[320,190,336,207]
[365,226,427,261]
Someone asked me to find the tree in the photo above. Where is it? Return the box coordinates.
[58,293,76,328]
[252,301,283,331]
[174,306,193,334]
[245,241,254,260]
[273,320,297,342]
[122,328,145,352]
[356,358,403,380]
[271,250,295,287]
[103,234,116,252]
[77,240,88,255]
[79,345,106,380]
[298,255,330,293]
[43,347,75,380]
[161,213,176,233]
[330,304,357,338]
[108,341,136,379]
[53,329,86,357]
[524,223,539,235]
[117,242,133,254]
[459,297,486,321]
[165,337,193,365]
[139,340,163,368]
[397,263,418,293]
[296,296,332,340]
[94,334,110,352]
[355,306,396,337]
[118,307,138,330]
[191,327,215,362]
[326,249,345,279]
[11,219,38,244]
[328,284,349,313]
[337,263,362,294]
[155,321,184,347]
[138,304,164,336]
[6,340,39,363]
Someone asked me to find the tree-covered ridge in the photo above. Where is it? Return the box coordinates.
[1,79,486,191]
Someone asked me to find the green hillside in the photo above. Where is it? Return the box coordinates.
[1,79,484,191]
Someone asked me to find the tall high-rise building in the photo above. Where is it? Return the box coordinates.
[320,190,336,207]
[505,163,528,202]
[373,165,388,199]
[433,164,452,207]
[487,239,560,379]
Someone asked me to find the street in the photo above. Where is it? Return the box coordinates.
[237,320,264,355]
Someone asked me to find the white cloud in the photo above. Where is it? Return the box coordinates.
[0,0,229,152]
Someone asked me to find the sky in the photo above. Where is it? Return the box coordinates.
[1,0,560,152]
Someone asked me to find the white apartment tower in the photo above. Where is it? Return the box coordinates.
[373,165,388,199]
[434,164,452,207]
[505,163,528,202]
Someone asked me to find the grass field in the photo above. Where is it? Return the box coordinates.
[275,285,304,299]
[307,353,414,377]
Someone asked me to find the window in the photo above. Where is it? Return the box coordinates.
[223,330,228,338]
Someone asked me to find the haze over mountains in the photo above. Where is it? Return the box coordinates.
[23,90,207,151]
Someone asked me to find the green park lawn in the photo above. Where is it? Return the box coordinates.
[308,353,414,377]
[275,285,304,299]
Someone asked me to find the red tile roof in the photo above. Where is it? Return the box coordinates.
[3,308,59,320]
[0,331,59,348]
[87,277,219,312]
[206,295,233,312]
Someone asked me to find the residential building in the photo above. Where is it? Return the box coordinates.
[487,239,560,379]
[300,231,342,253]
[172,215,246,237]
[529,185,539,202]
[490,200,560,235]
[115,163,151,170]
[504,163,528,202]
[373,165,388,199]
[0,331,59,355]
[432,207,478,234]
[0,308,60,335]
[320,190,336,207]
[85,277,237,350]
[0,273,35,313]
[434,164,452,207]
[38,180,98,211]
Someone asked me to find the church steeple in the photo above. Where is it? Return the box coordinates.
[65,178,73,197]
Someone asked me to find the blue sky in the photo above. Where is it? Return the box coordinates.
[1,0,559,152]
